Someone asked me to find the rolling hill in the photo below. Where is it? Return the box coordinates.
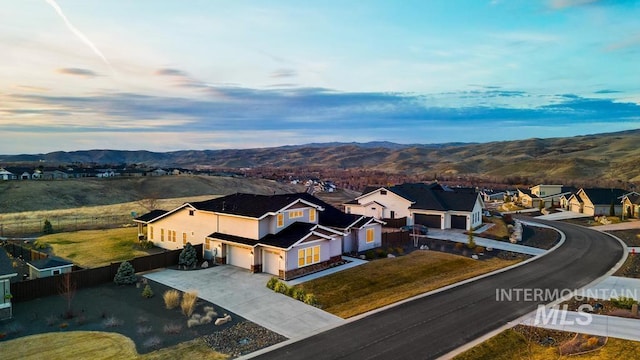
[2,129,640,183]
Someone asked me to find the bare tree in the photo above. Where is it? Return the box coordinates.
[58,272,76,319]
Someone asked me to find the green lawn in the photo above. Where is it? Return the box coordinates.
[296,251,519,318]
[38,227,150,268]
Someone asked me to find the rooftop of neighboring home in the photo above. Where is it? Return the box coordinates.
[0,248,18,278]
[27,257,73,270]
[625,194,640,205]
[208,222,339,249]
[580,188,629,204]
[355,182,480,212]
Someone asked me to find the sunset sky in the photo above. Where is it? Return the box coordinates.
[1,0,639,154]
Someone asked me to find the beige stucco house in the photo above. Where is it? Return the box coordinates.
[135,193,382,280]
[516,184,575,209]
[567,188,629,216]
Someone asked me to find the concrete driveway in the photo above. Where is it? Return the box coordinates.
[143,266,345,340]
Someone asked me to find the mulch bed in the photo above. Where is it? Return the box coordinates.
[0,279,286,355]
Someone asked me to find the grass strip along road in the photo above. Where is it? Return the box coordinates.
[254,219,624,360]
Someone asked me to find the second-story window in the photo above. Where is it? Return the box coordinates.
[309,208,316,222]
[277,213,284,227]
[289,210,303,219]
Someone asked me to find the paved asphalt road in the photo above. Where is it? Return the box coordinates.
[253,219,624,360]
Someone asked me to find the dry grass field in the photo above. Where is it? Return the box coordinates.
[0,332,226,360]
[296,251,520,318]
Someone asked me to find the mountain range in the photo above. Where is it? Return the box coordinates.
[2,129,640,183]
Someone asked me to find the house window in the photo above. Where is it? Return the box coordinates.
[149,226,154,240]
[189,210,195,216]
[380,190,387,195]
[172,230,177,242]
[309,208,316,222]
[52,269,61,275]
[390,211,395,219]
[298,246,320,267]
[182,232,187,245]
[366,228,374,243]
[277,213,284,227]
[160,228,165,242]
[346,207,351,214]
[205,239,211,250]
[289,210,303,219]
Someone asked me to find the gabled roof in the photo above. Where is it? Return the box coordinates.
[208,222,342,250]
[27,257,73,270]
[0,248,18,277]
[190,193,323,218]
[295,193,379,229]
[134,209,169,223]
[580,188,628,205]
[625,194,640,205]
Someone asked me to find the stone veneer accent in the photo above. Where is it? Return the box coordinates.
[279,255,342,280]
[250,264,262,273]
[215,256,226,265]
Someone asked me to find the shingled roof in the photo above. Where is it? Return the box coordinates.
[374,183,479,212]
[0,248,17,277]
[581,188,628,205]
[209,222,339,250]
[190,193,321,218]
[134,209,169,222]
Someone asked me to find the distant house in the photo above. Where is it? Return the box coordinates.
[622,193,640,219]
[134,192,382,280]
[0,168,15,181]
[27,257,73,279]
[481,189,507,202]
[516,184,575,209]
[149,169,167,176]
[0,249,18,320]
[568,188,629,216]
[344,183,484,230]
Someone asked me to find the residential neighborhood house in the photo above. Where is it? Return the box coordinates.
[344,182,484,230]
[0,249,18,320]
[516,184,576,209]
[134,193,382,280]
[568,188,632,216]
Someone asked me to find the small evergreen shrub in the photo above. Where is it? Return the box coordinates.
[139,240,154,250]
[292,287,306,301]
[375,248,387,258]
[141,284,154,298]
[103,316,123,328]
[163,290,181,309]
[144,336,162,350]
[137,325,152,335]
[113,261,137,285]
[179,243,198,269]
[365,250,376,260]
[43,219,54,234]
[163,323,183,334]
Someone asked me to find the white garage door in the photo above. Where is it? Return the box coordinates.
[227,245,252,270]
[263,249,281,276]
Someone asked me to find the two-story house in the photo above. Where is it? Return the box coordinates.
[134,193,382,280]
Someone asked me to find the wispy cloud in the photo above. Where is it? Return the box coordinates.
[271,68,297,78]
[57,67,98,77]
[155,68,189,77]
[595,89,622,94]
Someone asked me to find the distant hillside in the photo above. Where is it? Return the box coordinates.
[2,129,640,183]
[0,176,304,213]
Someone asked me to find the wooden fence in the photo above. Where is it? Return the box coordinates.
[381,231,411,248]
[4,242,48,262]
[381,217,407,228]
[10,244,203,302]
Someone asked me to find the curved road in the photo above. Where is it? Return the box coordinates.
[254,219,624,360]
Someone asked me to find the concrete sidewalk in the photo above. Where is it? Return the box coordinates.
[144,266,345,339]
[593,220,640,231]
[427,229,545,256]
[535,211,592,221]
[580,276,640,301]
[520,311,640,342]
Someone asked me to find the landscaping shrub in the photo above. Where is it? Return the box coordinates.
[365,250,376,260]
[266,277,279,290]
[292,287,306,301]
[179,242,197,269]
[137,325,152,335]
[586,336,599,348]
[163,289,181,309]
[454,242,465,251]
[143,336,162,350]
[141,284,154,298]
[304,293,318,306]
[139,240,154,250]
[33,240,48,250]
[103,316,123,328]
[136,315,149,325]
[474,246,485,254]
[375,248,387,258]
[181,291,198,317]
[611,296,637,309]
[113,261,137,285]
[395,247,404,255]
[163,323,183,334]
[274,280,289,294]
